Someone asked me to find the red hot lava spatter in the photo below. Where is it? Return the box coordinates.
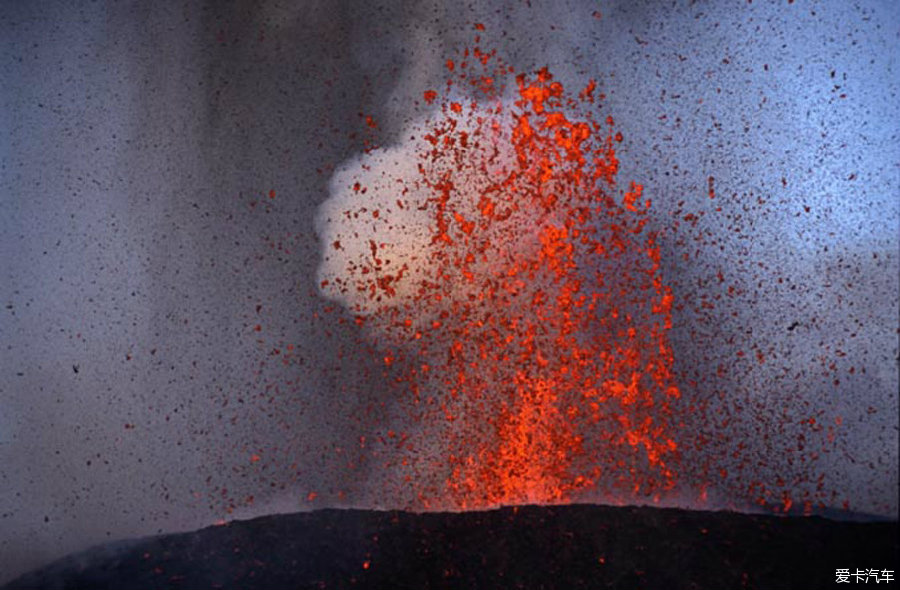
[334,36,682,509]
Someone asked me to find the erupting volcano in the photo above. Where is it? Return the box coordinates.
[316,29,682,510]
[4,3,897,588]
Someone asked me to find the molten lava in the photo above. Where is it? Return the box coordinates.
[321,35,682,509]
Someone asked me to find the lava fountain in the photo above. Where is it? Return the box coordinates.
[316,32,682,510]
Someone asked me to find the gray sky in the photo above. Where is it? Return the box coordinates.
[1,0,898,583]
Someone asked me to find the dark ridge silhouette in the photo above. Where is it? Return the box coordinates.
[4,504,898,590]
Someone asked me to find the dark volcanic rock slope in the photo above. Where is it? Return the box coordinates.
[4,504,898,590]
